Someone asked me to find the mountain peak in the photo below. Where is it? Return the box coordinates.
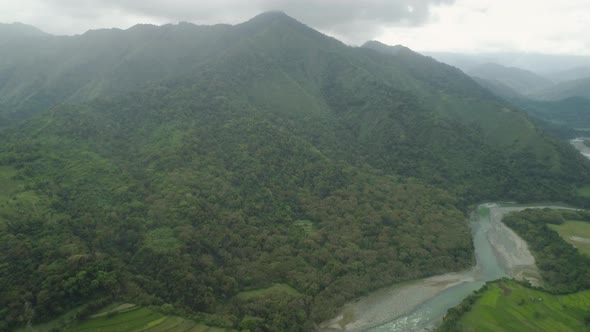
[362,40,413,55]
[251,10,291,20]
[0,22,50,44]
[242,10,303,27]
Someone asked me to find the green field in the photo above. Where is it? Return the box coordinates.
[236,283,301,300]
[0,165,41,224]
[17,305,234,332]
[578,186,590,199]
[445,280,590,331]
[550,220,590,256]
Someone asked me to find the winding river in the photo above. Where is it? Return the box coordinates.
[320,203,571,332]
[319,140,590,332]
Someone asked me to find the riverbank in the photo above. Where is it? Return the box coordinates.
[318,271,476,331]
[487,205,541,285]
[320,203,570,332]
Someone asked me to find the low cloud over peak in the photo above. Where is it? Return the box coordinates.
[2,0,453,43]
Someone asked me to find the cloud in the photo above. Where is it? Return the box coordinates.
[3,0,590,55]
[376,0,590,55]
[0,0,454,42]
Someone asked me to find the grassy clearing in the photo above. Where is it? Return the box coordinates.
[71,308,235,332]
[549,220,590,256]
[577,186,590,198]
[20,305,235,332]
[91,303,137,318]
[15,306,89,332]
[17,303,235,332]
[0,165,42,224]
[71,307,164,332]
[452,280,590,331]
[237,284,301,300]
[293,219,315,235]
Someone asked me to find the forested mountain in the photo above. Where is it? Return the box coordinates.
[471,76,524,101]
[466,63,553,95]
[473,76,590,133]
[530,77,590,101]
[1,12,590,331]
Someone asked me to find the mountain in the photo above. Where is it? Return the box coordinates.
[531,77,590,101]
[546,66,590,82]
[424,51,590,74]
[1,13,590,331]
[473,76,590,134]
[0,22,49,45]
[471,76,524,101]
[466,62,553,94]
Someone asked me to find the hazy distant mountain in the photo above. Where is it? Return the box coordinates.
[425,51,590,74]
[467,63,553,94]
[531,77,590,101]
[471,76,524,101]
[1,13,589,331]
[546,66,590,83]
[473,76,590,132]
[0,22,49,44]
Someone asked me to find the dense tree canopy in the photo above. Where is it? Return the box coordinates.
[1,12,590,331]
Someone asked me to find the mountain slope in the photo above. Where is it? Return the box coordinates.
[467,62,553,94]
[1,13,590,331]
[473,76,590,133]
[531,77,590,100]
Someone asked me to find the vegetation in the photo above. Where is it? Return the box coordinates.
[502,209,590,293]
[472,73,590,135]
[579,186,590,198]
[549,220,590,256]
[438,279,590,332]
[440,209,590,331]
[466,62,553,94]
[1,12,590,332]
[18,304,234,332]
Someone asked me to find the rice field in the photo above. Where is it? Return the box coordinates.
[18,305,234,332]
[451,280,590,331]
[69,307,234,332]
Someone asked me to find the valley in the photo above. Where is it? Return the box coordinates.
[1,9,590,332]
[321,204,568,331]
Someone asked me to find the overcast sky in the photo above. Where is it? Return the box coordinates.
[1,0,589,55]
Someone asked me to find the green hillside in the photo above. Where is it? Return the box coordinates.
[1,12,590,331]
[473,76,590,135]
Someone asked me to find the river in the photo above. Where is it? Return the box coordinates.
[319,140,590,332]
[319,203,564,332]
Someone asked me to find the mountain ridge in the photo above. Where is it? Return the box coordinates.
[1,12,590,332]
